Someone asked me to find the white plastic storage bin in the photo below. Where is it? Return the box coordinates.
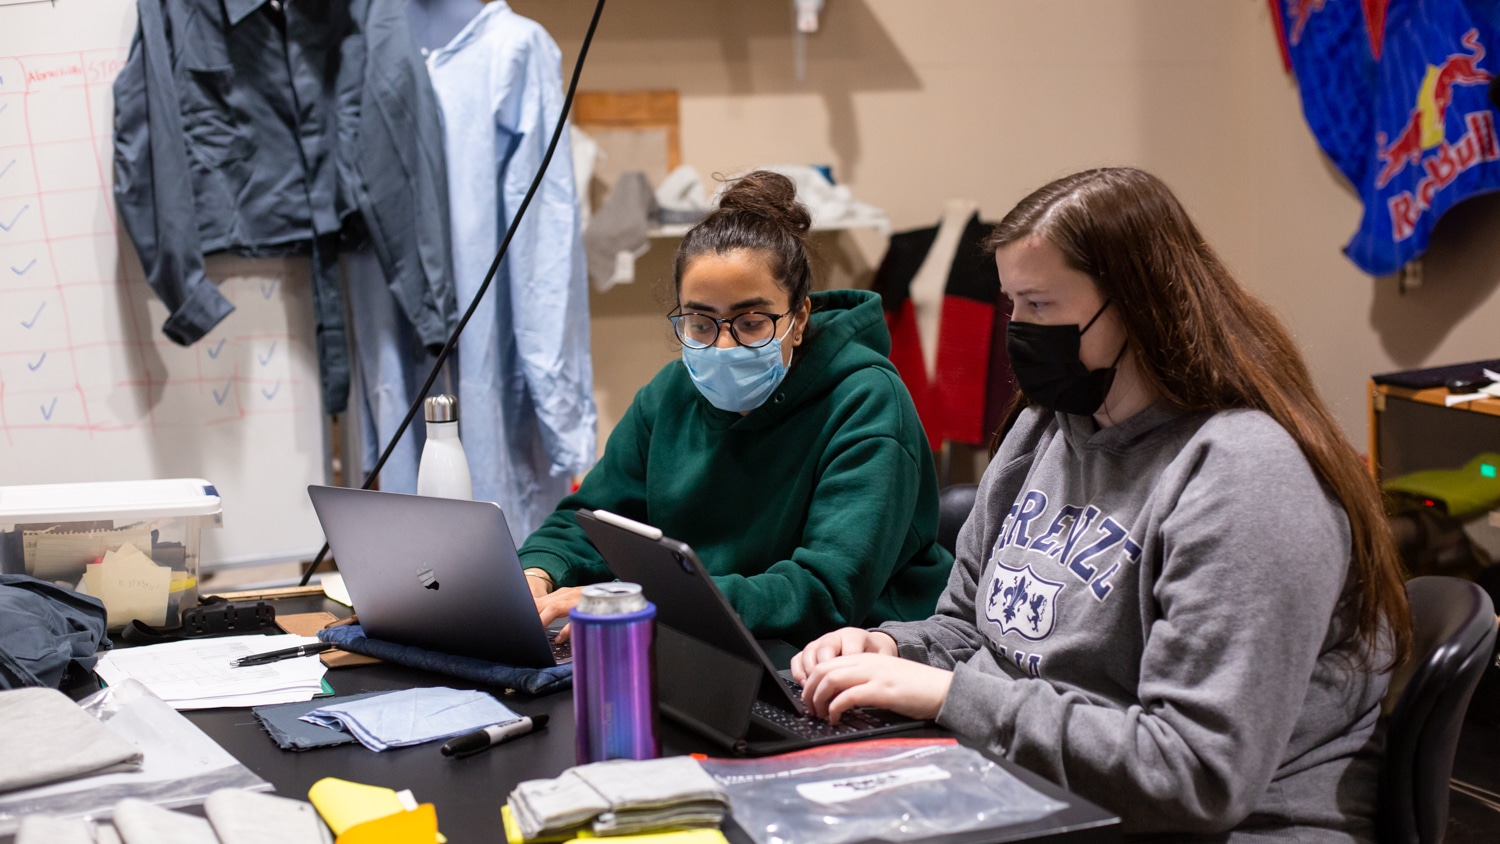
[0,479,222,629]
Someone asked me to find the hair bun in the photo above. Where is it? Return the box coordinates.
[716,171,812,235]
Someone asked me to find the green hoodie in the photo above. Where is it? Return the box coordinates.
[519,289,954,645]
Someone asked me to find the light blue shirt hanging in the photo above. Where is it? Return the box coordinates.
[426,2,597,539]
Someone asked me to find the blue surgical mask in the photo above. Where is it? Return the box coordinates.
[681,321,796,413]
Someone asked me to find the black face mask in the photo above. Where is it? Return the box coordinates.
[1006,300,1125,415]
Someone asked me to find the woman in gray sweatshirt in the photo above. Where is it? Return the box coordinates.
[793,167,1412,842]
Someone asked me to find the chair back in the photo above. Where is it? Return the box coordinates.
[937,484,979,557]
[1378,576,1497,844]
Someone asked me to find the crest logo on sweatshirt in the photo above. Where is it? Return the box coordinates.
[984,562,1062,641]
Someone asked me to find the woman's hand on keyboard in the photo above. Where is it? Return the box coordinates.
[535,586,586,644]
[798,652,953,724]
[791,627,898,684]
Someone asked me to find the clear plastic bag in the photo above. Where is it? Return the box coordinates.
[0,679,270,834]
[697,738,1066,844]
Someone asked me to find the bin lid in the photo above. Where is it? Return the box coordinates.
[0,478,221,523]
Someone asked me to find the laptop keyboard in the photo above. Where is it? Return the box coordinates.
[546,631,572,663]
[751,677,912,740]
[750,698,905,739]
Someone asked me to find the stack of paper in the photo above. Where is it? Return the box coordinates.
[93,635,328,709]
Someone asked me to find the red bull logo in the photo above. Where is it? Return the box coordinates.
[1376,30,1494,188]
[1387,110,1499,239]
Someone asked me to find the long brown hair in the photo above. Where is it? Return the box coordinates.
[985,167,1410,669]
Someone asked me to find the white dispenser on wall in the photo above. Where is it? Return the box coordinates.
[417,395,474,500]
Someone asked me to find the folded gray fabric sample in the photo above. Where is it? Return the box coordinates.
[571,757,727,809]
[576,757,729,836]
[509,756,730,839]
[15,814,99,844]
[509,768,612,839]
[251,692,386,751]
[592,802,728,836]
[205,789,333,844]
[112,798,218,844]
[0,687,143,794]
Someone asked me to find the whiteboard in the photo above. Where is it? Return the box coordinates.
[0,0,331,567]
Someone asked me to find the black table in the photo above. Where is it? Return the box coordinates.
[201,596,1119,843]
[20,596,1123,843]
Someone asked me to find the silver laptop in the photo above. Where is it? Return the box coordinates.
[307,486,569,668]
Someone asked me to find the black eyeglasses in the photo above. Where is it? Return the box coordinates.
[667,310,791,349]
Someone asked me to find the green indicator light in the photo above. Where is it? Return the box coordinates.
[1482,463,1497,479]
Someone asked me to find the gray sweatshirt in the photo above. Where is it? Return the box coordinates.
[880,404,1387,842]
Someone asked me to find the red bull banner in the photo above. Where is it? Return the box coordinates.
[1276,0,1500,275]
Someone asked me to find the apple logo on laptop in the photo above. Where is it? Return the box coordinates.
[417,566,440,591]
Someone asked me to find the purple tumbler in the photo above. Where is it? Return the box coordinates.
[570,583,659,763]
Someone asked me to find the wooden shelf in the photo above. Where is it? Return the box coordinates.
[1368,379,1500,482]
[1371,383,1500,419]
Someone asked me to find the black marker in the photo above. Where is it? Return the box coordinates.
[441,714,550,758]
[231,642,337,667]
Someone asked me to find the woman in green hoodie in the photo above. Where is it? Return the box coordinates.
[518,170,952,646]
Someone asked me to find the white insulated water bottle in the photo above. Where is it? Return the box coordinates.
[416,395,473,500]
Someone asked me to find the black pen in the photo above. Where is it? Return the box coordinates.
[231,642,337,667]
[441,714,550,758]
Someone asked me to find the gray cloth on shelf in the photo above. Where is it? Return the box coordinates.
[583,171,655,290]
[0,686,143,794]
[251,692,388,751]
[112,798,218,844]
[205,789,333,844]
[653,165,710,226]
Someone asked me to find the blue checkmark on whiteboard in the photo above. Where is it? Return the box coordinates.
[0,204,29,232]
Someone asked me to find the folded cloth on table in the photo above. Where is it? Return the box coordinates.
[253,692,388,750]
[99,791,332,844]
[205,788,333,844]
[317,625,572,695]
[509,769,611,840]
[508,757,730,840]
[15,815,108,844]
[300,687,519,752]
[113,797,218,843]
[575,758,730,836]
[0,686,143,793]
[591,803,730,837]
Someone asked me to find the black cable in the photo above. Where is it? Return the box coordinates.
[301,0,608,586]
